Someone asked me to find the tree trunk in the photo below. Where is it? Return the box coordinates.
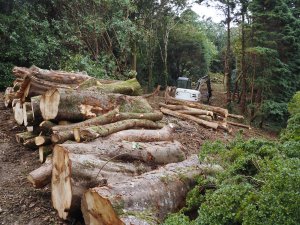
[76,119,163,142]
[27,157,52,188]
[225,4,232,104]
[40,88,153,121]
[81,155,222,225]
[160,107,218,129]
[240,11,247,113]
[52,145,151,220]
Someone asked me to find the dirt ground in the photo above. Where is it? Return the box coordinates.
[0,84,277,225]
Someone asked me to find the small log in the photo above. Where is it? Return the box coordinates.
[23,102,34,126]
[35,135,52,146]
[81,155,223,225]
[228,113,244,120]
[52,145,151,219]
[165,97,228,117]
[13,99,24,125]
[227,121,251,129]
[31,96,42,121]
[51,130,74,144]
[15,132,36,143]
[27,157,52,188]
[40,88,153,121]
[39,145,53,163]
[39,121,57,134]
[159,103,214,116]
[23,137,38,149]
[4,87,14,107]
[196,115,213,121]
[218,122,233,133]
[161,107,218,129]
[76,119,163,142]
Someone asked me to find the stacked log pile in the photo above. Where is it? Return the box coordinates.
[4,66,224,224]
[161,87,251,132]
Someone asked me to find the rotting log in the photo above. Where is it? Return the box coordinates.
[165,97,228,118]
[81,155,223,225]
[27,157,52,188]
[39,145,53,163]
[52,145,151,220]
[161,107,218,129]
[16,132,36,144]
[76,119,163,142]
[40,88,154,121]
[107,124,175,142]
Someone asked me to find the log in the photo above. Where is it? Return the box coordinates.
[30,65,91,85]
[159,103,214,116]
[52,145,151,219]
[31,96,42,121]
[51,109,163,133]
[23,137,38,149]
[227,121,251,129]
[77,77,120,89]
[39,145,53,163]
[40,88,154,121]
[23,102,34,126]
[12,66,32,78]
[228,113,244,120]
[81,155,223,225]
[160,107,219,129]
[165,97,228,117]
[107,124,175,142]
[27,157,52,188]
[85,78,142,96]
[13,79,23,91]
[15,132,36,143]
[35,135,52,146]
[39,120,57,134]
[14,76,31,100]
[4,87,14,107]
[196,115,213,121]
[76,119,163,142]
[13,99,24,125]
[51,130,74,144]
[218,122,233,133]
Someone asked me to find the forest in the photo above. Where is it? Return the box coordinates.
[0,0,299,225]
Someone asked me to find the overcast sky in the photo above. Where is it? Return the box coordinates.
[191,2,224,23]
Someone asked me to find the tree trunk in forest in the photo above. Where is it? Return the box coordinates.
[40,88,153,121]
[81,155,223,225]
[52,144,152,220]
[76,119,163,142]
[27,157,52,188]
[240,11,247,113]
[225,4,232,104]
[161,107,219,129]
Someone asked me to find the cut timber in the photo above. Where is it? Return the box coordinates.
[23,137,38,149]
[4,87,14,107]
[13,99,24,125]
[51,130,74,144]
[31,96,42,121]
[161,107,218,129]
[76,119,163,142]
[165,97,228,117]
[30,66,91,84]
[159,103,214,116]
[27,157,52,188]
[228,113,244,120]
[81,155,223,225]
[35,135,52,146]
[16,132,36,144]
[53,139,185,165]
[218,122,233,133]
[40,88,153,121]
[12,66,32,78]
[227,121,251,129]
[52,145,151,220]
[14,76,31,100]
[51,109,163,133]
[23,102,33,126]
[107,124,175,142]
[77,78,119,89]
[39,145,53,163]
[39,120,57,134]
[86,78,142,96]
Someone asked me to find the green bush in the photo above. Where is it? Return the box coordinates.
[288,91,300,116]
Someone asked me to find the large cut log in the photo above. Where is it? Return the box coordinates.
[81,155,223,225]
[107,124,175,142]
[30,66,91,84]
[31,95,42,121]
[76,119,163,142]
[52,145,151,219]
[165,97,228,117]
[23,102,34,126]
[13,99,24,125]
[160,107,218,129]
[27,157,52,188]
[40,89,154,121]
[84,78,142,96]
[51,109,163,133]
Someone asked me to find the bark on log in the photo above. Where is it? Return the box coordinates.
[12,66,32,78]
[23,102,34,126]
[51,130,74,144]
[40,88,153,121]
[165,97,228,117]
[23,137,38,149]
[15,132,36,143]
[52,145,151,219]
[35,135,52,146]
[27,157,52,188]
[161,107,218,129]
[39,145,53,163]
[31,96,42,121]
[77,78,119,89]
[159,103,214,116]
[39,120,57,134]
[85,78,142,96]
[228,113,244,120]
[81,155,223,225]
[76,119,163,142]
[30,65,91,85]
